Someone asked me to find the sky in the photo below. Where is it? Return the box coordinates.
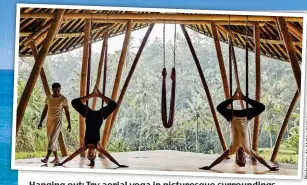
[1,0,307,69]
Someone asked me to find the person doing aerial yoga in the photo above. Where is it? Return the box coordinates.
[199,88,279,171]
[200,17,278,170]
[57,86,128,168]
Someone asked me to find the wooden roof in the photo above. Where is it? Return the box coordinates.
[18,8,303,62]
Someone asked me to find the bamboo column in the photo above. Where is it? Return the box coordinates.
[92,33,108,109]
[181,25,227,151]
[211,22,230,100]
[29,41,68,156]
[79,14,91,157]
[29,42,51,96]
[109,24,155,133]
[16,9,65,134]
[276,17,301,93]
[270,91,299,162]
[252,22,261,152]
[101,21,133,148]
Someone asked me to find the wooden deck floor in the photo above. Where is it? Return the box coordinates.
[15,150,298,176]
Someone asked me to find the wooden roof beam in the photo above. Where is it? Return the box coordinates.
[92,19,267,26]
[267,22,302,41]
[20,12,303,22]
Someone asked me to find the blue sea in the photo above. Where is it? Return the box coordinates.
[0,70,18,184]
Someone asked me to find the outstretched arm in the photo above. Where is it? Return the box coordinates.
[200,149,230,170]
[58,145,87,166]
[250,150,279,171]
[245,97,265,120]
[216,98,233,122]
[96,144,128,168]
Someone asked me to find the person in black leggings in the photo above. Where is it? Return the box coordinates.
[200,88,279,171]
[58,86,128,168]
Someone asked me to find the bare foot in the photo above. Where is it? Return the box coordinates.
[41,158,48,163]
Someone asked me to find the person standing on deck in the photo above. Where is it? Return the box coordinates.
[38,82,71,164]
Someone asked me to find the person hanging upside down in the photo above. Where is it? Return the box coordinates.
[58,86,128,168]
[200,88,279,171]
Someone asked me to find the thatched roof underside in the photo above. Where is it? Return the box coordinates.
[18,8,303,62]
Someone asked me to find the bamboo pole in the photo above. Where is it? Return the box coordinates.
[270,91,299,162]
[92,33,108,109]
[20,19,36,30]
[227,29,301,45]
[252,22,261,152]
[21,25,107,38]
[29,42,51,96]
[20,32,48,53]
[101,21,133,148]
[40,9,55,27]
[211,22,230,100]
[216,25,236,39]
[16,9,65,134]
[109,24,155,134]
[286,23,302,41]
[79,13,91,157]
[23,21,53,46]
[268,22,303,41]
[20,12,303,22]
[181,24,227,151]
[276,17,301,93]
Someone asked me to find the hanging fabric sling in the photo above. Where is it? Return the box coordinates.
[227,17,253,166]
[228,17,249,119]
[161,23,176,128]
[228,18,234,114]
[101,32,109,108]
[85,16,93,117]
[245,16,253,159]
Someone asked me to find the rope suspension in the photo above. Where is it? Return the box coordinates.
[228,16,234,118]
[245,16,249,115]
[101,30,109,107]
[161,23,177,128]
[85,13,93,117]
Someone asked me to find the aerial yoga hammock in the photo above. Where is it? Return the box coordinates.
[200,17,279,171]
[161,23,176,128]
[57,18,128,168]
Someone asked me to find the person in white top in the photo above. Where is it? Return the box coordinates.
[38,83,71,164]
